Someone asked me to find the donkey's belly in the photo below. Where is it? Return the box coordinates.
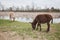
[40,21,47,23]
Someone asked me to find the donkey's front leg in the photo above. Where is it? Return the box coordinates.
[36,23,39,30]
[36,23,41,31]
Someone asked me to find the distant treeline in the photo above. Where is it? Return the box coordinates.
[0,7,60,12]
[0,9,60,12]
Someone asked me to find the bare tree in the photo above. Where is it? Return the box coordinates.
[16,7,20,11]
[26,5,30,11]
[9,7,13,11]
[0,2,4,11]
[20,6,24,11]
[32,1,34,11]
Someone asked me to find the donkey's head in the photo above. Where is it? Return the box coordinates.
[30,22,36,30]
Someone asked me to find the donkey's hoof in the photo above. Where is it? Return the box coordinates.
[40,29,41,31]
[36,28,38,30]
[46,31,49,32]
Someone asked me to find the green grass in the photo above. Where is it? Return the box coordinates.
[0,19,60,40]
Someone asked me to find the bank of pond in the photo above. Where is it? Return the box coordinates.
[0,16,60,23]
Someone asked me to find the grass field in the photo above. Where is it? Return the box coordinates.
[0,19,60,40]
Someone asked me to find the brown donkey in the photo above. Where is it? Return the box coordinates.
[31,14,53,32]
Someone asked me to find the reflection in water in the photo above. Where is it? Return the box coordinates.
[0,16,9,19]
[0,16,60,23]
[15,17,33,22]
[53,18,60,23]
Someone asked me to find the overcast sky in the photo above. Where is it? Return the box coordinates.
[0,0,60,9]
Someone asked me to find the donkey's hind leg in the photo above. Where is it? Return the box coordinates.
[39,24,41,31]
[47,22,50,32]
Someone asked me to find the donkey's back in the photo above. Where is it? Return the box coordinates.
[35,14,53,23]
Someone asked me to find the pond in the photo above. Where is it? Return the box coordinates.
[0,16,60,23]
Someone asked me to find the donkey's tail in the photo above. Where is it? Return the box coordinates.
[51,17,53,24]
